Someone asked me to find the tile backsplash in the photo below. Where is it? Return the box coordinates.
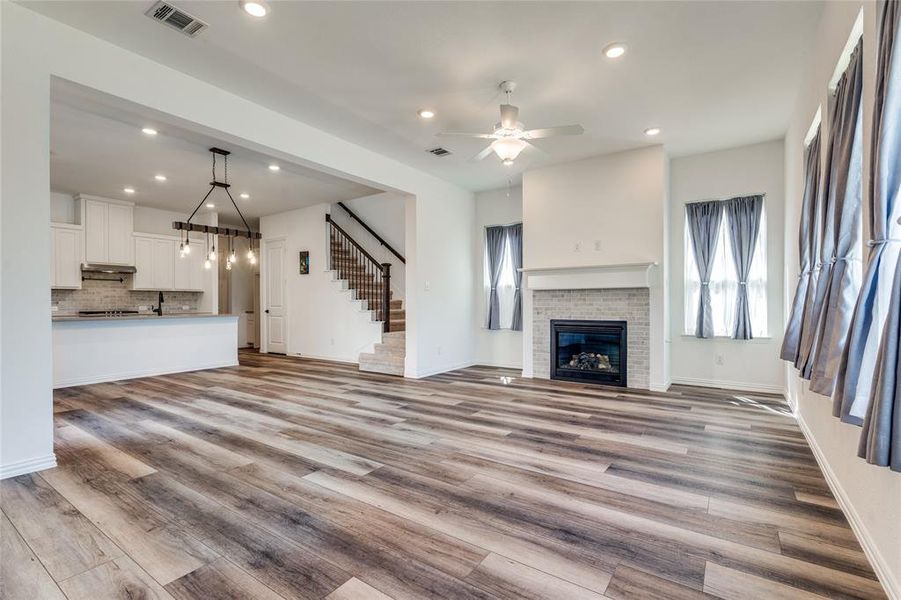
[51,278,203,314]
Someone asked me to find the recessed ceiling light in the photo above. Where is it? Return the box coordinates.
[206,203,215,208]
[418,109,436,119]
[603,43,627,59]
[240,0,269,17]
[240,193,250,199]
[644,127,661,136]
[154,174,167,181]
[141,127,158,136]
[123,187,135,194]
[268,164,280,172]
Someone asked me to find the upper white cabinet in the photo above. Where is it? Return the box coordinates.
[50,223,83,289]
[78,195,134,265]
[133,233,205,292]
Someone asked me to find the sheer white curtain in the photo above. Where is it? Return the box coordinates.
[483,235,517,329]
[684,208,767,337]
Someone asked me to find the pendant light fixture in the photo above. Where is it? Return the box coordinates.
[173,147,261,264]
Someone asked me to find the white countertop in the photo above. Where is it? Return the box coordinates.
[52,312,238,323]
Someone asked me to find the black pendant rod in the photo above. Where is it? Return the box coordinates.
[179,147,258,239]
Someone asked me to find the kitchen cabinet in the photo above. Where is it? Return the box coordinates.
[133,233,205,291]
[50,224,83,289]
[79,195,134,265]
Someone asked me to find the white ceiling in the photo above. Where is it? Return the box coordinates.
[50,88,381,221]
[27,1,822,191]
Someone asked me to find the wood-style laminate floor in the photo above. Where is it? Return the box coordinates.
[1,350,887,600]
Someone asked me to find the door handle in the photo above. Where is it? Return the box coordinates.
[265,309,270,314]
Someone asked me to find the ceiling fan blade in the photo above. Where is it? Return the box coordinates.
[522,140,547,155]
[471,144,496,162]
[523,125,584,139]
[436,132,495,139]
[500,104,520,129]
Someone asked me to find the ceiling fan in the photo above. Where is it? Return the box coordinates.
[437,81,584,166]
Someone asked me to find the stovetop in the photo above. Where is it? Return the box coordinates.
[77,309,141,317]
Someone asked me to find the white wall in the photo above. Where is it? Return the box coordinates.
[521,146,669,389]
[261,203,384,363]
[330,191,407,300]
[0,2,474,479]
[669,139,786,393]
[784,2,901,597]
[473,185,523,368]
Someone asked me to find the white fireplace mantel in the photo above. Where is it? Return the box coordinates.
[520,262,659,291]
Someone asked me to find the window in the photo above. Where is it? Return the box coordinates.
[483,225,520,330]
[684,204,767,337]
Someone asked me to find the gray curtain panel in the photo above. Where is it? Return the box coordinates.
[781,130,821,361]
[809,39,864,396]
[507,223,524,331]
[857,0,901,472]
[835,0,901,426]
[725,195,764,339]
[485,225,507,330]
[686,200,724,338]
[860,261,901,471]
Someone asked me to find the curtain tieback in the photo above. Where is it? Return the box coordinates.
[738,281,748,286]
[868,238,901,247]
[700,281,711,286]
[831,256,860,263]
[797,269,811,277]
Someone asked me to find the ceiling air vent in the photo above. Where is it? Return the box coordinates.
[427,147,452,157]
[145,1,208,37]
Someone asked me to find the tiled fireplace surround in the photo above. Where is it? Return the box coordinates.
[524,263,661,391]
[532,288,650,389]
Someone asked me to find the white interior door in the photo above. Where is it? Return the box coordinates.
[264,239,287,354]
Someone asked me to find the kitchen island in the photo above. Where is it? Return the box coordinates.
[52,313,238,388]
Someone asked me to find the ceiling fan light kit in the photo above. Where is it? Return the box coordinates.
[436,80,584,166]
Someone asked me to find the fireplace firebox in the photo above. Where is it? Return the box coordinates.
[550,319,627,387]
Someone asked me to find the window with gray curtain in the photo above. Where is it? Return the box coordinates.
[685,201,724,338]
[853,0,900,472]
[684,199,767,338]
[808,39,864,397]
[781,129,822,363]
[835,4,901,428]
[724,195,764,339]
[484,223,523,331]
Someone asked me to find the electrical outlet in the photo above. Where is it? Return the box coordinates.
[424,280,431,292]
[594,240,602,251]
[715,354,724,366]
[330,337,335,346]
[573,242,582,253]
[437,345,442,356]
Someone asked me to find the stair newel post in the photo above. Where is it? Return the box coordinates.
[382,263,391,333]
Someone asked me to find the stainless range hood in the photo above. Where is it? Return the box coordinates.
[81,263,137,275]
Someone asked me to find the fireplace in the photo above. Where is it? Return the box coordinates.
[550,319,627,386]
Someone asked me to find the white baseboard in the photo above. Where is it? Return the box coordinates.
[472,360,523,370]
[292,353,359,365]
[796,414,900,600]
[669,376,784,395]
[650,378,672,393]
[1,453,57,480]
[410,360,477,379]
[53,360,239,389]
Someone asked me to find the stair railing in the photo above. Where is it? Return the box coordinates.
[336,202,405,264]
[326,214,392,332]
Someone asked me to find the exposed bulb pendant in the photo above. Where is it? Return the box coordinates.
[208,233,217,261]
[204,258,212,270]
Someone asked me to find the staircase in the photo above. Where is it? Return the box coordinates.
[326,212,406,376]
